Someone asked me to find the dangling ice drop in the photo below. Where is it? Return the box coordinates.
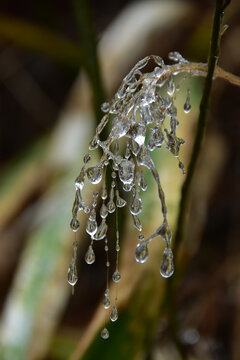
[110,304,118,322]
[160,247,174,278]
[184,89,191,113]
[135,238,148,263]
[85,245,95,265]
[101,328,110,340]
[67,262,78,286]
[70,218,80,232]
[112,270,121,283]
[86,166,103,184]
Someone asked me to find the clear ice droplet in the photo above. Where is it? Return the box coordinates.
[101,328,109,340]
[101,102,110,113]
[132,215,142,231]
[85,217,97,236]
[118,159,135,184]
[70,217,80,232]
[67,262,78,286]
[100,203,108,218]
[86,166,103,184]
[112,271,121,283]
[110,304,118,322]
[93,220,108,240]
[130,195,143,216]
[135,242,148,263]
[85,245,96,265]
[103,295,111,309]
[83,153,91,164]
[160,247,174,278]
[167,78,175,96]
[184,89,191,113]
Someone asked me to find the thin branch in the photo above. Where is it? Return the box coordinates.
[164,1,231,359]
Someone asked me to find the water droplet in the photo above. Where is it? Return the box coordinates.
[67,262,78,286]
[112,271,121,283]
[101,102,110,113]
[132,123,146,145]
[93,220,108,240]
[86,211,97,235]
[100,203,108,218]
[118,159,135,185]
[87,166,103,184]
[103,295,111,309]
[70,217,80,232]
[184,89,191,113]
[101,186,108,200]
[101,328,109,340]
[131,139,140,155]
[107,200,116,213]
[139,171,148,191]
[130,194,143,216]
[89,136,99,150]
[123,183,133,192]
[148,126,165,151]
[110,304,118,322]
[85,245,95,264]
[75,168,85,190]
[167,78,175,97]
[132,215,142,231]
[83,153,91,164]
[160,247,174,278]
[92,191,99,208]
[116,190,126,207]
[135,242,148,263]
[178,160,186,174]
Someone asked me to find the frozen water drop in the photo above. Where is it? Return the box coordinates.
[75,168,85,190]
[93,220,108,240]
[87,166,103,184]
[132,123,146,145]
[101,328,109,340]
[86,215,97,236]
[116,190,126,208]
[85,245,95,264]
[135,242,148,263]
[100,203,108,218]
[83,153,91,164]
[118,159,135,184]
[89,136,99,150]
[123,183,133,192]
[67,262,78,286]
[184,89,191,113]
[101,102,110,113]
[103,295,111,309]
[112,271,121,283]
[130,195,143,216]
[101,186,108,200]
[70,217,80,232]
[107,200,116,213]
[139,171,148,191]
[160,247,174,278]
[110,304,118,322]
[132,215,142,231]
[167,78,175,97]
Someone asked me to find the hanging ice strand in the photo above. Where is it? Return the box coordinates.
[69,52,208,337]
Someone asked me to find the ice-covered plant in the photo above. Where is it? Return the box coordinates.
[67,47,240,339]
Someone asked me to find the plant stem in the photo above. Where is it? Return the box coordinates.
[164,1,231,359]
[174,0,230,253]
[71,0,105,124]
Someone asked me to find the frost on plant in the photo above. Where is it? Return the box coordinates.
[67,52,206,338]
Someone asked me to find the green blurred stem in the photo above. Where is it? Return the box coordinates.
[165,1,231,359]
[0,13,82,68]
[174,0,231,253]
[71,0,105,124]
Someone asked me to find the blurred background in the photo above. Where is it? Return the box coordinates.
[0,0,239,359]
